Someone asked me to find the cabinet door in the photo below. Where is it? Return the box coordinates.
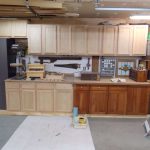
[37,90,54,112]
[21,89,36,111]
[74,85,90,114]
[87,26,102,55]
[102,26,117,55]
[132,25,148,56]
[57,25,71,54]
[89,86,108,114]
[127,87,149,115]
[27,24,42,54]
[71,25,87,55]
[54,89,73,113]
[0,21,12,37]
[6,89,20,111]
[12,20,27,37]
[117,25,133,55]
[108,87,127,114]
[42,25,57,54]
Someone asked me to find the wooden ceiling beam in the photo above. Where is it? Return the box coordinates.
[0,0,62,9]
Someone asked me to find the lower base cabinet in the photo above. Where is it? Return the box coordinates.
[5,82,20,111]
[5,82,73,113]
[54,83,73,113]
[89,86,108,114]
[74,85,90,114]
[126,86,149,115]
[37,90,54,112]
[108,86,127,115]
[74,85,149,115]
[6,89,20,111]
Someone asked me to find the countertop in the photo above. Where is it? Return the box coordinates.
[5,75,150,86]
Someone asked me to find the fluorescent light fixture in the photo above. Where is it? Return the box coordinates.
[95,7,150,11]
[130,15,150,19]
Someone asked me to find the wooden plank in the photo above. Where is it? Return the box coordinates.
[0,0,62,8]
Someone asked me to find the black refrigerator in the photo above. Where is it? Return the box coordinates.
[0,38,16,109]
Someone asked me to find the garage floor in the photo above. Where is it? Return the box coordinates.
[0,116,150,150]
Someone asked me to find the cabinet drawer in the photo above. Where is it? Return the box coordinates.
[5,82,19,89]
[90,86,108,91]
[36,83,54,89]
[109,86,127,91]
[21,82,35,89]
[56,83,73,90]
[74,85,89,90]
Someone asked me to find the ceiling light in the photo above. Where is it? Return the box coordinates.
[95,7,150,11]
[130,15,150,19]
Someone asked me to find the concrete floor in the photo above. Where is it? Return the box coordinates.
[0,115,26,149]
[0,116,150,150]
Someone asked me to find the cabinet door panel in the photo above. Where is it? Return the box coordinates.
[102,26,117,55]
[108,88,127,114]
[42,25,57,54]
[72,26,87,55]
[89,90,108,114]
[57,25,71,54]
[127,87,149,115]
[27,24,42,54]
[6,89,20,111]
[21,89,36,111]
[12,20,27,37]
[132,25,148,56]
[117,25,133,55]
[37,90,54,112]
[87,26,101,55]
[0,21,12,37]
[54,89,73,113]
[74,90,89,114]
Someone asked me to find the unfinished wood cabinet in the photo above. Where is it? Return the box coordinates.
[71,25,87,55]
[117,25,133,56]
[54,84,73,113]
[27,24,42,54]
[57,25,71,54]
[37,83,54,112]
[127,86,149,115]
[21,82,36,112]
[42,25,57,54]
[108,86,127,114]
[87,26,103,55]
[11,20,27,37]
[89,86,108,114]
[5,82,20,111]
[37,90,54,112]
[132,25,148,56]
[102,26,118,55]
[0,20,12,37]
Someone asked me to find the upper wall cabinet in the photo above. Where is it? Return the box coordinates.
[132,25,148,56]
[42,25,57,54]
[27,24,42,54]
[117,25,133,56]
[0,21,12,37]
[71,25,87,55]
[102,26,118,55]
[0,20,27,37]
[87,26,103,55]
[57,25,72,55]
[11,20,27,37]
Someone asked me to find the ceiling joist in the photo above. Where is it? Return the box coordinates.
[0,0,62,9]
